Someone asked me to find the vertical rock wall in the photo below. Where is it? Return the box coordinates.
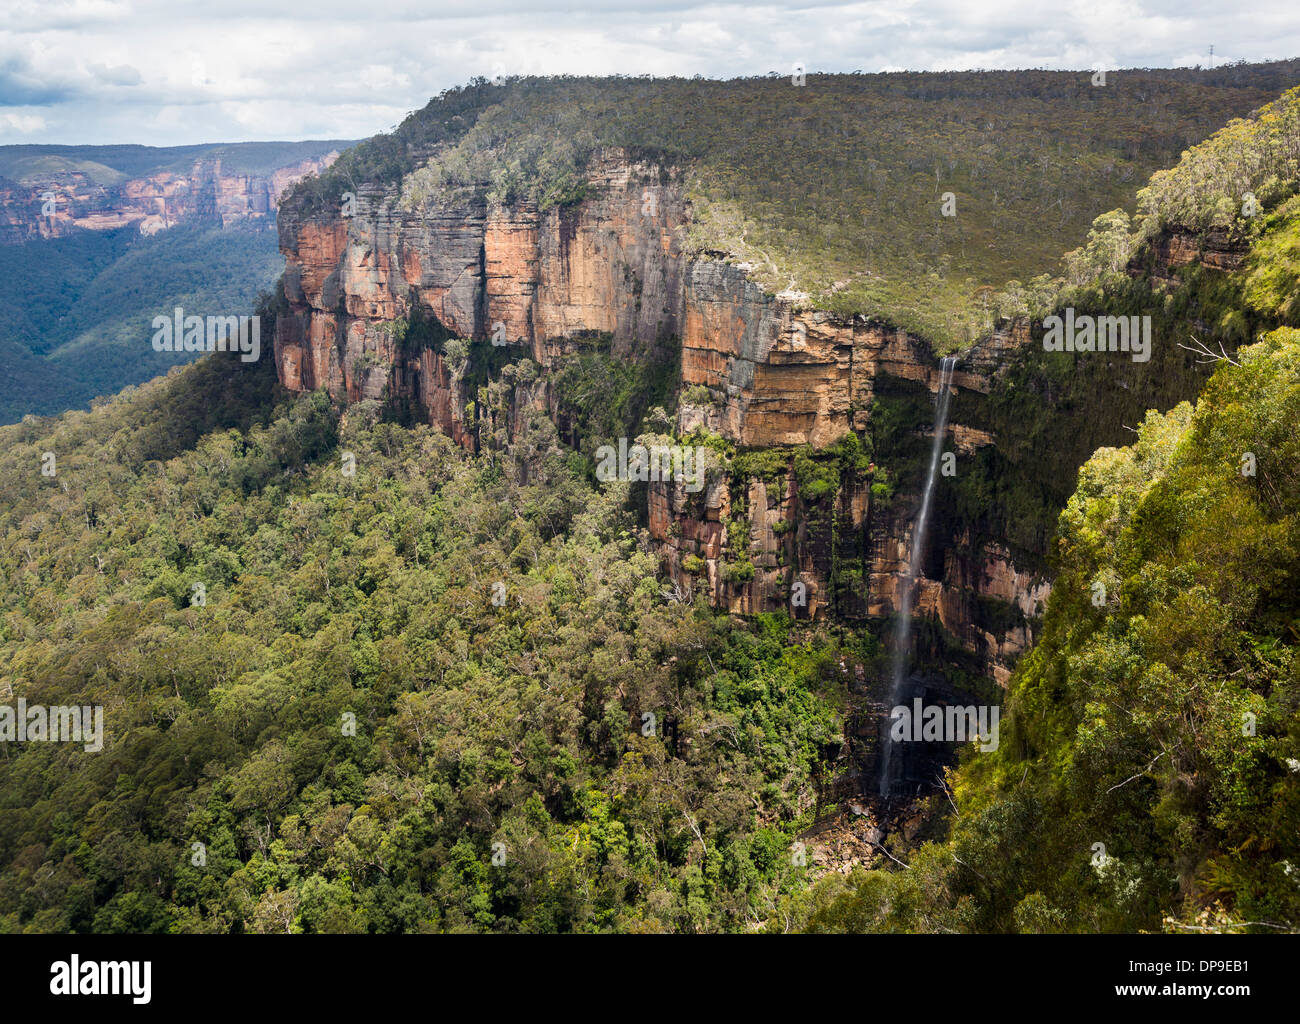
[273,149,1048,685]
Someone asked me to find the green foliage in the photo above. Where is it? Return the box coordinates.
[8,67,1300,938]
[399,109,599,212]
[0,349,854,933]
[731,447,789,486]
[1133,86,1300,243]
[793,447,840,503]
[548,336,680,457]
[1242,194,1300,321]
[1062,208,1135,287]
[285,66,1300,350]
[0,223,284,423]
[1055,85,1300,307]
[867,379,934,512]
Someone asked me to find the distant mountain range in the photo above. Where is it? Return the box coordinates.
[0,140,354,243]
[0,140,357,423]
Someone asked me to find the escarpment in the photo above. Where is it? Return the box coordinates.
[1128,225,1250,283]
[275,151,689,443]
[273,150,1054,686]
[275,142,1275,714]
[0,151,339,244]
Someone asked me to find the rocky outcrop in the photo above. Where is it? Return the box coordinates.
[678,268,964,447]
[0,152,339,244]
[648,365,1047,683]
[276,149,993,452]
[1130,225,1249,284]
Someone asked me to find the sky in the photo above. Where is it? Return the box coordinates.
[2,0,1299,147]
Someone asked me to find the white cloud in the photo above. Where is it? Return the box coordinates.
[0,0,1297,145]
[87,62,141,85]
[0,111,48,134]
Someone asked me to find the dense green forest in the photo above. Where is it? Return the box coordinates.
[291,62,1300,345]
[5,327,1296,932]
[0,340,865,933]
[0,223,282,423]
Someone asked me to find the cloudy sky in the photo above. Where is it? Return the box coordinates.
[3,0,1300,146]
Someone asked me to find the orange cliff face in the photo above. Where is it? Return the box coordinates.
[0,151,340,244]
[274,149,978,451]
[273,149,1045,686]
[275,151,693,443]
[677,266,999,448]
[648,322,1043,685]
[655,315,1044,686]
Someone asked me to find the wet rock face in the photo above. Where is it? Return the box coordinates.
[644,430,1046,686]
[661,311,1045,687]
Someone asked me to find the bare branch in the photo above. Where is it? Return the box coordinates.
[867,838,911,870]
[936,772,960,816]
[1178,335,1240,367]
[1106,750,1167,794]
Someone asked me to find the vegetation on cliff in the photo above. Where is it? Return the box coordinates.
[1053,82,1300,295]
[945,84,1300,579]
[287,64,1300,348]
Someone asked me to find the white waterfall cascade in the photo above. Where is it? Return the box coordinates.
[878,355,958,798]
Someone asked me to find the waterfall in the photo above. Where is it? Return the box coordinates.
[879,355,957,798]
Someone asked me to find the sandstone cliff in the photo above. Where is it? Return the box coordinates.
[273,149,1049,685]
